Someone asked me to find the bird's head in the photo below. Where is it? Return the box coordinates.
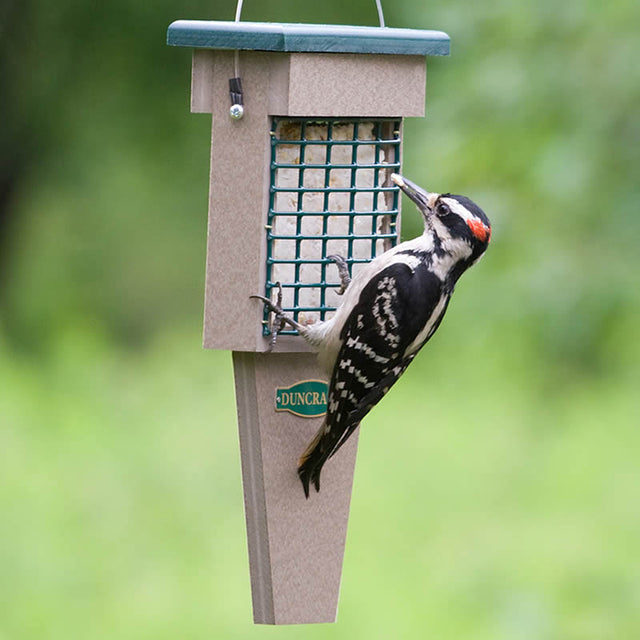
[391,173,491,264]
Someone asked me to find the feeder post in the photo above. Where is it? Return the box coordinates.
[167,20,450,625]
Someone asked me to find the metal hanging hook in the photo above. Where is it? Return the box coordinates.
[229,0,245,120]
[228,77,244,120]
[228,0,387,119]
[232,0,385,27]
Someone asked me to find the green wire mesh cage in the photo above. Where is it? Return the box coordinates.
[264,117,401,335]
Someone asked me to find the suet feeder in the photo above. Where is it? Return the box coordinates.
[167,16,449,625]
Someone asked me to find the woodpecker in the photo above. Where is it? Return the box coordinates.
[253,173,491,497]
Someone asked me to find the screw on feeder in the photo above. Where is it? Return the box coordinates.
[230,103,244,119]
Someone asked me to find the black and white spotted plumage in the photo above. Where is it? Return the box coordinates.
[257,174,492,497]
[297,262,449,495]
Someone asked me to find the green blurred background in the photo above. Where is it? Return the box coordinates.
[1,0,639,637]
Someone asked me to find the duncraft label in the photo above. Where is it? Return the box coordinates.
[275,380,328,418]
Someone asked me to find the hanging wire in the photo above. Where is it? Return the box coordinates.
[234,0,244,20]
[234,0,244,77]
[233,0,386,33]
[375,0,386,28]
[230,0,386,116]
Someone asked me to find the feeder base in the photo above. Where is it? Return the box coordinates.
[233,351,359,624]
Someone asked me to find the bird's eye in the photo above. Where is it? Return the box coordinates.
[436,202,450,216]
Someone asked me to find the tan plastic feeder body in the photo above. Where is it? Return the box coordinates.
[167,19,450,625]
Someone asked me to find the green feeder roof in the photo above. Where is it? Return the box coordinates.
[167,20,450,56]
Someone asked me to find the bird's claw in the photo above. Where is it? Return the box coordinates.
[250,283,286,351]
[327,254,351,295]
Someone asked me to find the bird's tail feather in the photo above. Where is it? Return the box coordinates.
[297,420,362,498]
[297,422,333,498]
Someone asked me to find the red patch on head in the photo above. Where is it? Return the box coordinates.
[467,218,491,242]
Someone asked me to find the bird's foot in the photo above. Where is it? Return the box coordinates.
[327,254,351,295]
[250,283,303,350]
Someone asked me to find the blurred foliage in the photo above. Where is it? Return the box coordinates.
[1,0,639,637]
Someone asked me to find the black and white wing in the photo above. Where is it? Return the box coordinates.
[298,261,450,496]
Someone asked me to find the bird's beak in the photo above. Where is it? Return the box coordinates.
[391,173,438,214]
